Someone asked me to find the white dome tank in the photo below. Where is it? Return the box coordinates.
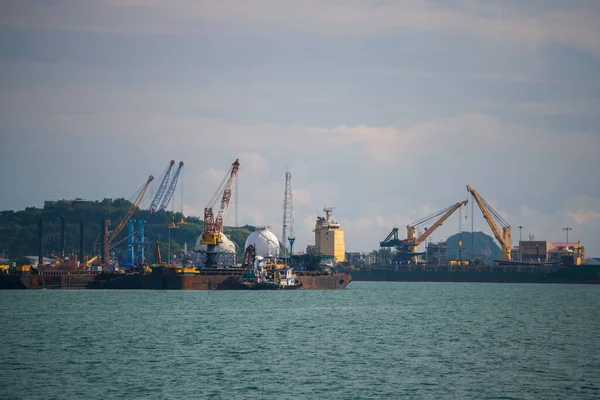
[194,233,237,267]
[194,233,237,254]
[244,227,280,258]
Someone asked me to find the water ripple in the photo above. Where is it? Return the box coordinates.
[1,283,599,399]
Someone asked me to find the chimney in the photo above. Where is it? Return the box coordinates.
[38,217,44,267]
[100,218,107,265]
[60,216,66,259]
[80,219,85,268]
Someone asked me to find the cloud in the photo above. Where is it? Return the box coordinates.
[517,100,600,116]
[568,209,600,225]
[2,106,599,254]
[2,1,600,53]
[2,1,600,256]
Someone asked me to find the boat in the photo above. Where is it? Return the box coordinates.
[0,263,350,290]
[343,263,600,284]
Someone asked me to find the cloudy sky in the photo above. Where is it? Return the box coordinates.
[1,0,599,256]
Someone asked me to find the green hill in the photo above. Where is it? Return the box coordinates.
[445,231,501,264]
[0,199,255,263]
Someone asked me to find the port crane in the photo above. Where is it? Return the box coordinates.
[381,200,468,263]
[150,160,175,213]
[158,161,184,211]
[466,185,511,262]
[200,159,240,268]
[102,175,155,264]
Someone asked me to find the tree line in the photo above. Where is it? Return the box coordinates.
[0,199,255,264]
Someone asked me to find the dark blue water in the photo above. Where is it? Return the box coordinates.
[1,282,599,399]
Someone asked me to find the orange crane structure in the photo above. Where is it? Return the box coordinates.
[466,185,512,262]
[101,175,155,264]
[200,159,240,268]
[381,200,468,264]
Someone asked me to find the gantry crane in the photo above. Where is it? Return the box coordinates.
[150,160,175,213]
[102,175,154,264]
[466,185,511,262]
[381,200,468,263]
[158,161,184,211]
[200,159,240,268]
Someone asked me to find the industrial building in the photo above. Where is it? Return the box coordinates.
[314,207,345,263]
[548,242,585,266]
[518,241,551,262]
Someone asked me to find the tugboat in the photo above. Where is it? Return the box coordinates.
[237,251,302,290]
[272,267,302,289]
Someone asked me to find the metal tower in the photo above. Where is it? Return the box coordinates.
[128,219,136,264]
[281,171,294,258]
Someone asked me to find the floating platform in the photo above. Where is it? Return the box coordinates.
[0,268,352,290]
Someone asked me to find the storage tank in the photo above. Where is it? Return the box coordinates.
[193,233,237,267]
[244,227,280,258]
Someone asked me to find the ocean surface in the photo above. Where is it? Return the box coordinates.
[1,282,599,400]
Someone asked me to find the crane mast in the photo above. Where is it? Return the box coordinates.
[466,185,511,262]
[150,160,175,213]
[159,161,184,211]
[201,159,240,246]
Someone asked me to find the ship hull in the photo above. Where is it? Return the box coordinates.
[0,270,352,290]
[347,265,600,284]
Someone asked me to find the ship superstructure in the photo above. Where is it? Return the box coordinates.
[314,207,345,263]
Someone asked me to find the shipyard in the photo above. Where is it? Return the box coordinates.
[0,159,352,290]
[0,156,598,289]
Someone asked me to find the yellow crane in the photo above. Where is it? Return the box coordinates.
[200,159,240,268]
[466,185,512,262]
[381,200,468,263]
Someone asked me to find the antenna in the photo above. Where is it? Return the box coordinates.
[562,226,572,243]
[282,171,293,258]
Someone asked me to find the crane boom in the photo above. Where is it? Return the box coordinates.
[107,175,154,248]
[410,200,468,246]
[159,161,184,211]
[150,160,175,212]
[466,185,511,262]
[201,159,240,245]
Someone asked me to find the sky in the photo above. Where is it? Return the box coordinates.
[1,0,599,256]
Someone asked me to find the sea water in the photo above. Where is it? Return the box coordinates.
[1,282,599,399]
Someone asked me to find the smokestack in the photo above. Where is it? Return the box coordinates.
[60,216,66,259]
[80,219,85,268]
[38,217,44,267]
[100,218,107,265]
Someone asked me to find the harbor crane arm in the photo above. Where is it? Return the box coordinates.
[158,161,184,211]
[410,200,468,246]
[150,160,175,212]
[201,159,240,245]
[380,228,402,247]
[466,185,512,261]
[107,175,154,247]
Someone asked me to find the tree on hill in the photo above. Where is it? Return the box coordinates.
[0,200,256,264]
[445,231,501,264]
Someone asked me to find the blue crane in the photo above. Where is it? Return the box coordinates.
[150,160,175,213]
[159,161,184,212]
[136,219,146,264]
[127,219,136,264]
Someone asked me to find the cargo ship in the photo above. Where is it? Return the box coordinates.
[343,263,600,284]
